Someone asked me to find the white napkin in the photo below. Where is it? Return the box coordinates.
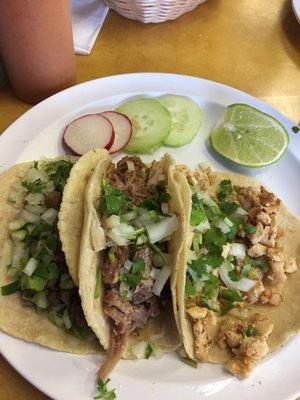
[71,0,109,55]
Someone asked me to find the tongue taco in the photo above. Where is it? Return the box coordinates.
[78,155,184,378]
[0,149,108,354]
[174,165,300,378]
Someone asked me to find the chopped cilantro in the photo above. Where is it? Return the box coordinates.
[225,215,243,241]
[44,160,73,192]
[145,344,153,359]
[192,233,202,252]
[108,251,116,263]
[159,191,171,203]
[251,256,269,273]
[94,379,116,400]
[149,209,160,222]
[205,255,224,268]
[21,179,45,194]
[185,275,196,296]
[99,180,132,216]
[188,259,210,281]
[201,274,220,309]
[203,228,227,250]
[241,261,252,277]
[244,224,257,235]
[119,259,145,288]
[221,288,243,303]
[190,208,207,226]
[141,196,160,212]
[228,270,240,282]
[220,201,239,215]
[219,304,235,316]
[1,280,19,295]
[244,326,257,337]
[217,180,233,201]
[292,126,299,134]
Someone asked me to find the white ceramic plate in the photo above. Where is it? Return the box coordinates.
[292,0,300,23]
[0,73,299,400]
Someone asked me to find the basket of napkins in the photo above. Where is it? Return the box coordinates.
[105,0,207,23]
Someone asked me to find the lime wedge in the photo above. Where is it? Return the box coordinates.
[210,104,289,167]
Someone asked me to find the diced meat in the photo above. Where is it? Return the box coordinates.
[256,211,271,225]
[259,289,282,306]
[149,295,162,317]
[69,297,87,327]
[246,281,265,304]
[192,310,217,362]
[132,278,154,305]
[44,191,62,209]
[249,222,265,244]
[103,289,149,335]
[147,161,166,192]
[267,248,286,283]
[284,257,297,273]
[176,165,212,190]
[259,214,277,247]
[218,315,273,379]
[102,246,129,285]
[107,156,165,205]
[133,247,153,277]
[247,243,267,257]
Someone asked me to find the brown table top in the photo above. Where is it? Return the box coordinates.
[0,1,299,399]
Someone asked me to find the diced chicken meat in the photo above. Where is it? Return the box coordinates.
[284,257,298,273]
[259,289,282,305]
[246,280,265,304]
[247,243,267,258]
[267,248,287,283]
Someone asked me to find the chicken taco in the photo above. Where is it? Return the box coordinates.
[174,165,300,378]
[0,149,108,354]
[79,155,184,378]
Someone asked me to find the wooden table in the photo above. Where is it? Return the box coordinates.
[0,1,299,399]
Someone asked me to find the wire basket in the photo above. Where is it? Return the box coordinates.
[105,0,207,23]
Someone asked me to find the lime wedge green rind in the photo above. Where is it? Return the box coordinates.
[209,103,289,168]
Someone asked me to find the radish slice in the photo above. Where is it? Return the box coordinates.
[100,111,132,154]
[63,114,115,155]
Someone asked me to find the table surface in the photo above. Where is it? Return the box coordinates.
[0,0,299,399]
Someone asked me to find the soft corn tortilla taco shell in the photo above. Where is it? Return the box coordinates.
[176,170,300,364]
[79,154,183,359]
[58,149,110,286]
[0,163,98,354]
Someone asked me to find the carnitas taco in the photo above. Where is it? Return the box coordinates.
[0,149,108,354]
[79,155,184,378]
[174,165,300,378]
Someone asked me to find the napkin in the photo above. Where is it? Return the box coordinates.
[71,0,109,55]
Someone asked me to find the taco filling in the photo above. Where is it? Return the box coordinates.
[94,156,179,378]
[1,159,93,340]
[178,166,298,378]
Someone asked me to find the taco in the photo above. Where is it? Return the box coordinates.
[174,165,300,378]
[0,149,107,354]
[79,155,184,378]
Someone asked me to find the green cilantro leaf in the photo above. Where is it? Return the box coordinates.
[217,180,233,201]
[221,288,243,303]
[201,274,220,309]
[203,228,227,250]
[99,180,132,216]
[228,270,240,282]
[119,258,145,288]
[1,280,19,295]
[94,379,116,400]
[251,256,269,273]
[185,275,196,297]
[292,126,299,134]
[244,326,257,337]
[220,201,239,215]
[190,208,206,226]
[145,344,153,359]
[44,160,73,192]
[241,261,252,277]
[21,179,46,194]
[244,224,257,235]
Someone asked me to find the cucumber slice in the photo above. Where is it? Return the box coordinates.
[157,95,202,147]
[116,98,171,153]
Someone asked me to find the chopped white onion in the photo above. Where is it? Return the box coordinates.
[146,214,178,244]
[105,215,120,229]
[219,263,256,292]
[136,234,147,245]
[25,204,45,215]
[11,230,27,241]
[107,229,129,246]
[124,259,133,271]
[25,193,44,206]
[113,223,136,239]
[152,265,171,296]
[234,207,248,216]
[131,341,148,359]
[41,208,58,225]
[217,220,231,234]
[90,211,105,252]
[194,219,210,233]
[229,243,246,259]
[161,202,169,215]
[221,244,231,259]
[187,250,197,262]
[9,218,26,231]
[123,210,138,221]
[197,191,218,208]
[12,242,28,269]
[150,268,161,279]
[20,209,40,224]
[23,257,39,276]
[25,168,48,184]
[126,160,135,171]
